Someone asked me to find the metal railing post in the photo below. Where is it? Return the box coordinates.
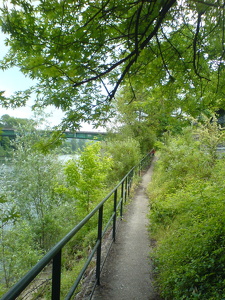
[125,177,128,203]
[96,206,103,286]
[113,189,117,242]
[120,182,124,218]
[127,171,132,196]
[139,161,142,176]
[52,250,62,300]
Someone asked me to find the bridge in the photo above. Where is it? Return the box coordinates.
[0,128,106,140]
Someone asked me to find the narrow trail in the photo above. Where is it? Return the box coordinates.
[92,157,161,300]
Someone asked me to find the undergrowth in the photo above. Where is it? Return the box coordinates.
[148,125,225,299]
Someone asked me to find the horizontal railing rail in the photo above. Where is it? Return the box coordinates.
[1,151,153,300]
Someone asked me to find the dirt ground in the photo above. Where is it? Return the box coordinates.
[91,157,162,300]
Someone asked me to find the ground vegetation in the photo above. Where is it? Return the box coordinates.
[148,121,225,299]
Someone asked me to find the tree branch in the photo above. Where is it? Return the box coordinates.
[160,26,190,74]
[156,33,171,77]
[139,0,176,51]
[72,53,134,88]
[134,4,143,58]
[127,73,137,104]
[193,12,210,81]
[109,56,137,100]
[216,5,225,93]
[73,0,177,97]
[190,0,225,8]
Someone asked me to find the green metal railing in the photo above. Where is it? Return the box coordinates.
[1,152,153,300]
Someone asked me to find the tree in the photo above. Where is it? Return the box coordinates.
[1,1,225,129]
[0,114,35,128]
[58,142,112,218]
[103,136,142,182]
[1,124,65,250]
[0,136,11,157]
[0,115,38,156]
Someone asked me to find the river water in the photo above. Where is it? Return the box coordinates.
[57,154,79,162]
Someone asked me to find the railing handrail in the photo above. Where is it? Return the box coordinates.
[1,152,153,300]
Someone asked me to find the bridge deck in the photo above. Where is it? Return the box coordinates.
[0,129,106,140]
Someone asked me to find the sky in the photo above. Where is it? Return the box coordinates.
[0,29,67,127]
[0,30,99,131]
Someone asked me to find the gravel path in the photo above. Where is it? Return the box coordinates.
[92,157,161,300]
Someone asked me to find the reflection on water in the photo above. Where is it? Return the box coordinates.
[58,154,79,162]
[0,154,79,168]
[0,159,13,176]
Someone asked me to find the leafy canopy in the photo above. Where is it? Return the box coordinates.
[1,1,225,128]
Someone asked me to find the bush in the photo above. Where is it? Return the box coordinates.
[0,221,42,296]
[151,175,225,299]
[103,137,142,183]
[149,127,225,299]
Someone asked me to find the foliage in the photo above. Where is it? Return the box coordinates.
[114,76,191,146]
[111,90,157,153]
[196,115,225,163]
[12,156,63,250]
[0,114,36,128]
[103,136,142,183]
[0,187,42,294]
[148,125,225,299]
[1,125,66,250]
[150,165,225,299]
[57,142,112,219]
[0,114,37,157]
[0,194,19,226]
[0,139,108,296]
[0,124,77,295]
[149,127,211,200]
[0,136,11,157]
[0,221,42,295]
[1,1,225,128]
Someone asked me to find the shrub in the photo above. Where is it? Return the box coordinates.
[151,175,225,299]
[0,221,42,296]
[149,127,225,299]
[103,137,142,183]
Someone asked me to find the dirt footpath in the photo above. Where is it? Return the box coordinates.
[92,157,161,300]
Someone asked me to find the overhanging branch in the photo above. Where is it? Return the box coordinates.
[73,0,177,99]
[193,11,210,81]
